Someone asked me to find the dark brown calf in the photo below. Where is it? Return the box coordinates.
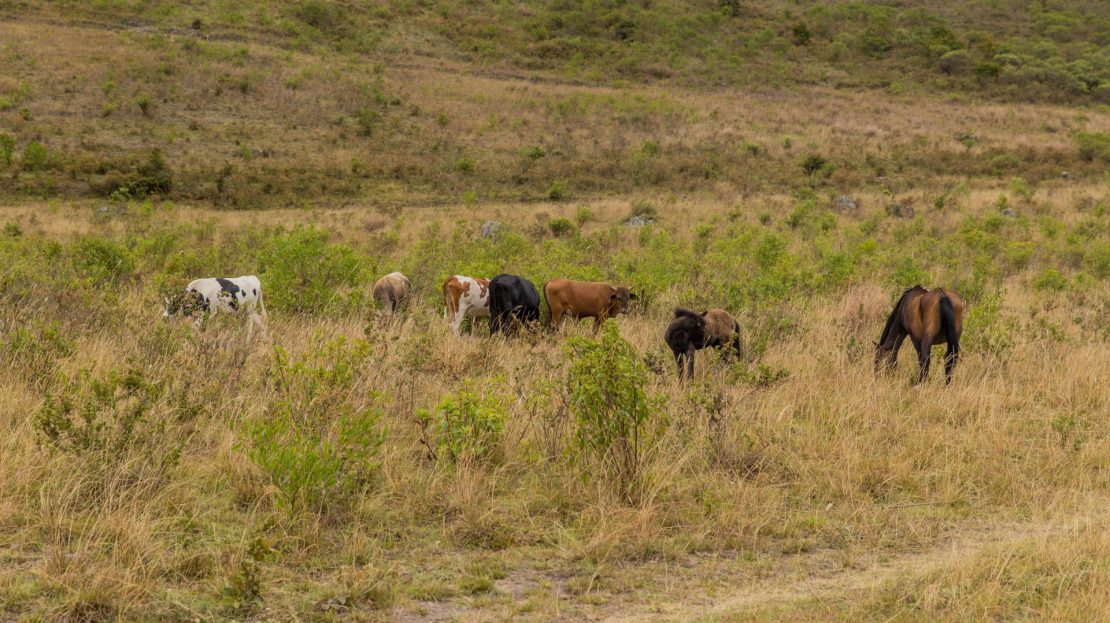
[543,278,636,333]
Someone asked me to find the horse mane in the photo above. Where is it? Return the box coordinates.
[878,286,921,345]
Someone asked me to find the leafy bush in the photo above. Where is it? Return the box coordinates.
[69,237,135,284]
[3,321,75,388]
[963,291,1014,355]
[258,227,366,314]
[0,134,14,166]
[21,141,51,171]
[1075,132,1110,162]
[547,179,568,200]
[939,49,971,74]
[34,367,164,457]
[1032,268,1069,292]
[244,338,386,514]
[548,217,577,237]
[567,322,662,502]
[419,380,507,464]
[801,154,828,176]
[454,155,476,174]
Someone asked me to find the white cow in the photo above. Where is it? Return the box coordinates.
[163,275,268,341]
[443,275,490,335]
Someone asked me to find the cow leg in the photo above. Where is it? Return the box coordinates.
[453,301,468,335]
[246,314,254,342]
[685,347,696,380]
[550,307,562,331]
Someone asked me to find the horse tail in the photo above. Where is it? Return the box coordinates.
[939,294,959,356]
[879,287,916,345]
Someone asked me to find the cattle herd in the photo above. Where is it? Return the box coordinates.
[165,271,964,383]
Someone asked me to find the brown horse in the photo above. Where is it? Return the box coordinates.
[875,286,965,384]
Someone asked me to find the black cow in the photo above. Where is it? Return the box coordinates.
[488,274,540,335]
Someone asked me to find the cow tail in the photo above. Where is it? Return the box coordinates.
[541,282,552,329]
[257,288,268,322]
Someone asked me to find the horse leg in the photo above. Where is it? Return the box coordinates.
[944,340,960,385]
[917,335,934,384]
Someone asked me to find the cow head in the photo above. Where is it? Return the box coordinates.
[609,287,637,314]
[164,290,205,318]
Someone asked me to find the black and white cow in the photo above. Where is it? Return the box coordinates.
[488,274,540,335]
[163,275,268,341]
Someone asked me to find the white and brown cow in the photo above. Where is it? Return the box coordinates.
[163,275,268,341]
[443,275,490,334]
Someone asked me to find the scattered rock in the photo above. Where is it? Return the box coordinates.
[479,221,502,240]
[1001,208,1017,218]
[833,196,860,212]
[625,215,653,227]
[885,203,914,219]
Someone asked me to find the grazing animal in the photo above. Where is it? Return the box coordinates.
[543,278,636,334]
[875,286,964,384]
[443,275,491,334]
[373,272,411,316]
[488,274,540,335]
[163,275,268,341]
[663,307,743,380]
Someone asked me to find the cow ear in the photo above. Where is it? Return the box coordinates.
[609,293,618,301]
[628,293,637,300]
[701,310,708,316]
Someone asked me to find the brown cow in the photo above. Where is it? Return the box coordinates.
[373,271,411,316]
[543,278,636,333]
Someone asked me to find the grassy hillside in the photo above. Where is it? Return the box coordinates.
[0,1,1109,621]
[0,1,1109,207]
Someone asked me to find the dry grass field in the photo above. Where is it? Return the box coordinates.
[1,2,1110,622]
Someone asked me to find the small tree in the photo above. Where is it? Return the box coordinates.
[567,321,661,502]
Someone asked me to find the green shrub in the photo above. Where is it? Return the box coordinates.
[525,145,546,160]
[963,291,1014,355]
[1032,268,1069,292]
[4,321,75,388]
[1075,132,1110,162]
[547,179,568,200]
[454,155,476,174]
[21,140,50,171]
[0,134,14,166]
[939,49,971,74]
[575,205,593,225]
[355,107,379,136]
[419,380,507,464]
[70,237,135,284]
[34,367,164,457]
[548,217,577,237]
[244,338,386,514]
[258,226,366,314]
[801,154,827,176]
[567,321,662,502]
